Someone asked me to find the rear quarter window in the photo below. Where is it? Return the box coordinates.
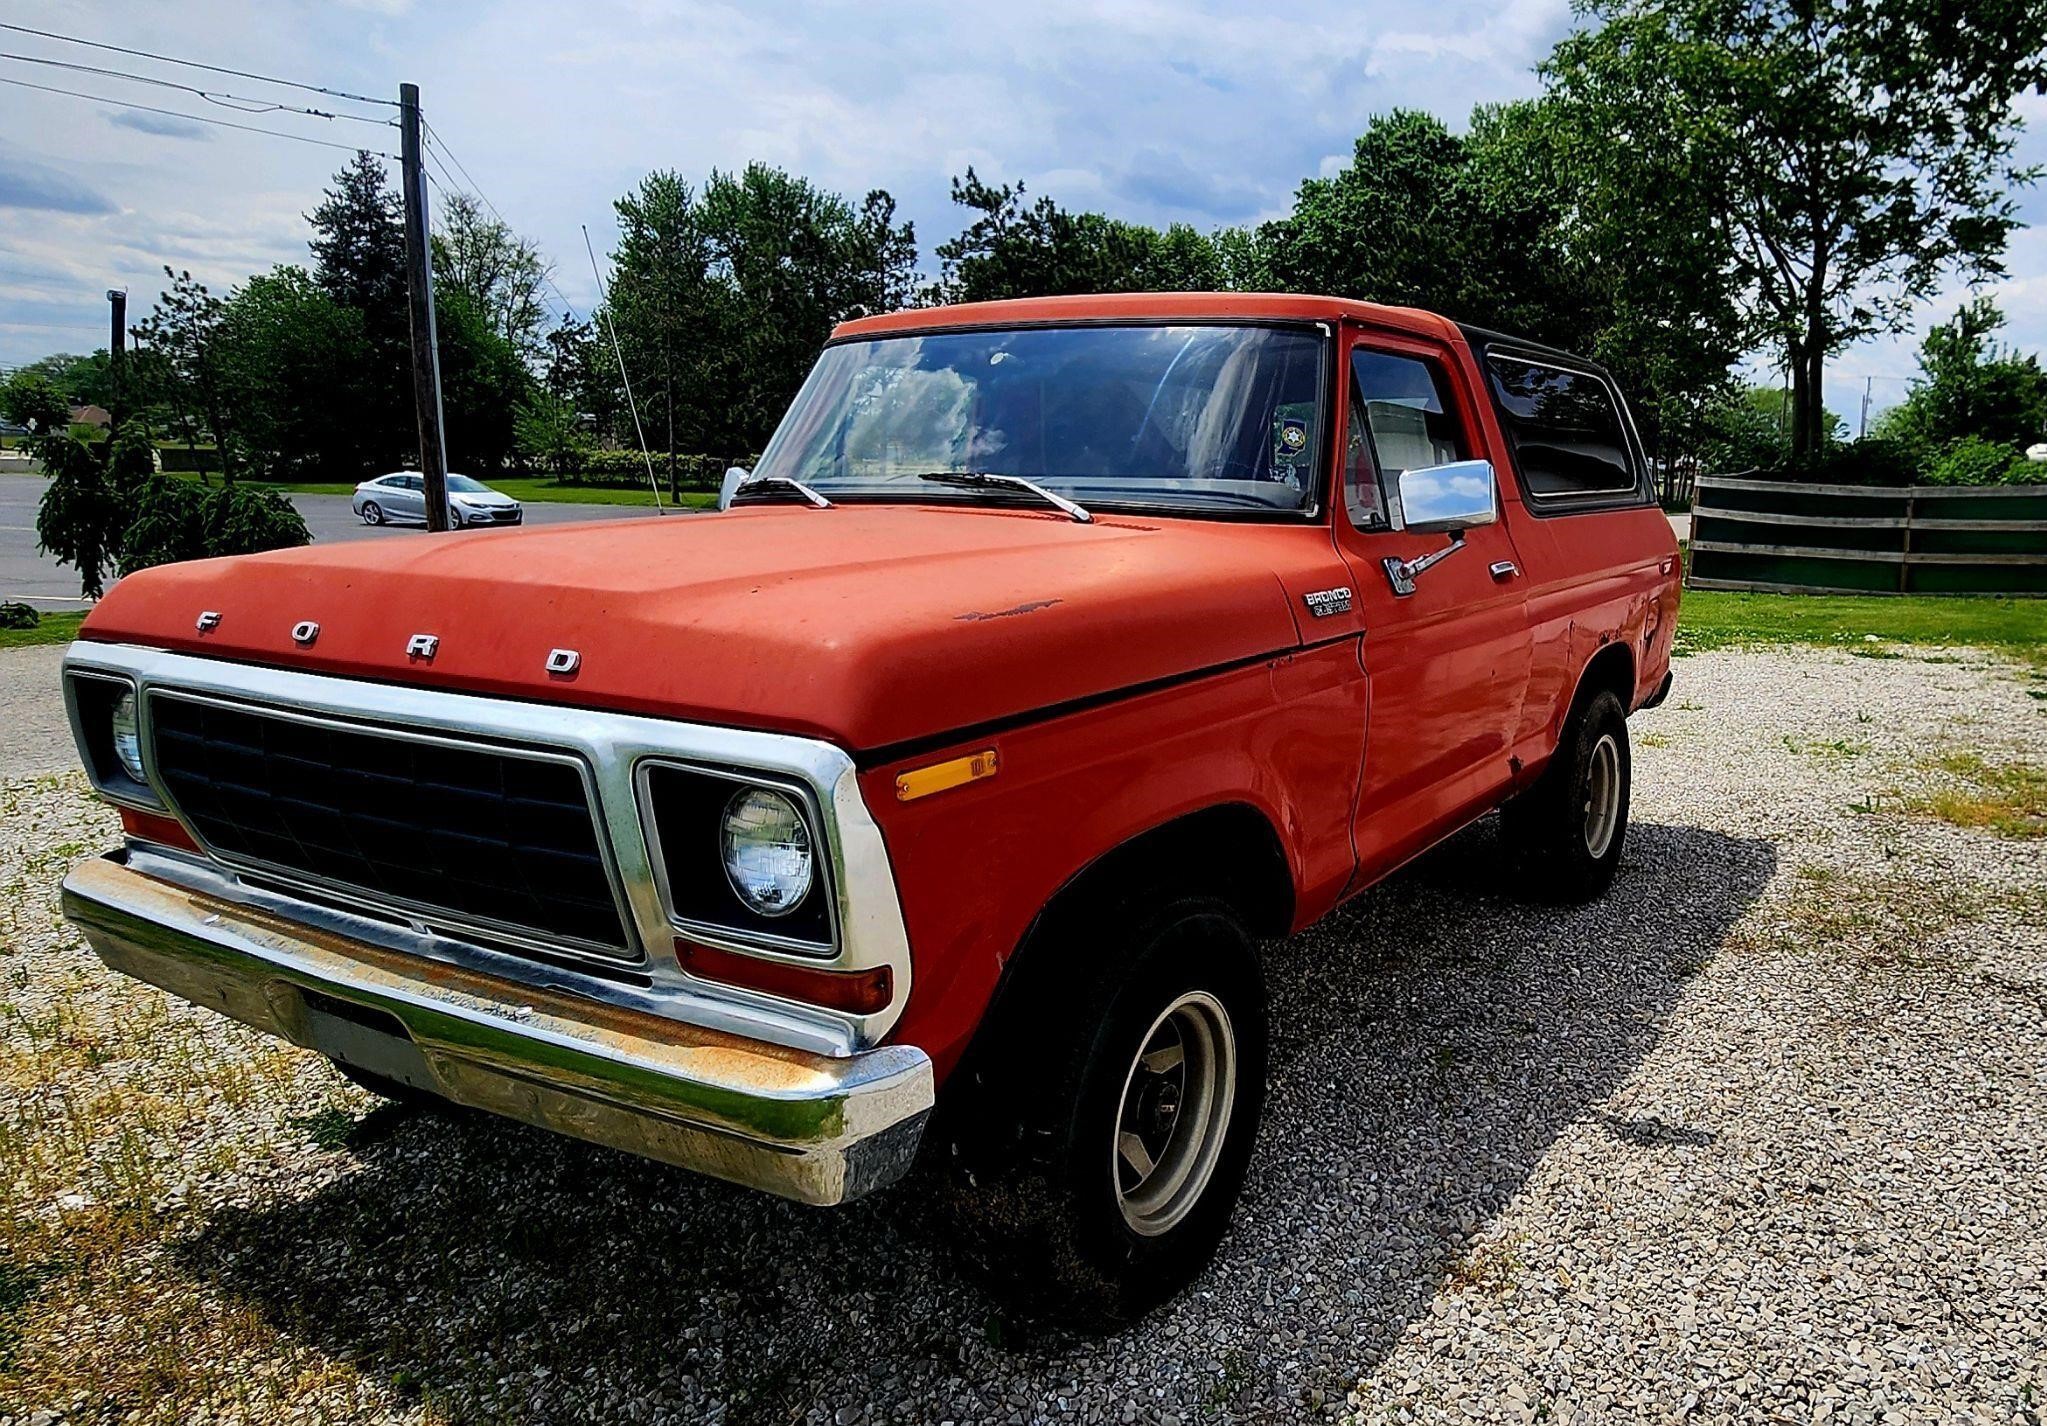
[1485,355,1640,502]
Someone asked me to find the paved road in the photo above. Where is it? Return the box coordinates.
[1,474,663,611]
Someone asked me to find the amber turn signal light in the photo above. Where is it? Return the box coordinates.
[894,748,1000,802]
[675,938,893,1015]
[118,805,200,853]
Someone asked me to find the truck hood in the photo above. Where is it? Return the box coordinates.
[81,504,1317,754]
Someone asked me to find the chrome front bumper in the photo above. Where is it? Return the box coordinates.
[62,853,934,1206]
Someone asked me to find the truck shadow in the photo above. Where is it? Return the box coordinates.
[175,817,1775,1422]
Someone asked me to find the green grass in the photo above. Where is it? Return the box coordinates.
[0,611,85,651]
[162,469,712,509]
[1677,590,2047,666]
[486,478,714,509]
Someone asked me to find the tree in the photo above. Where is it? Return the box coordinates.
[307,151,411,467]
[2,369,71,432]
[33,424,154,600]
[433,190,553,362]
[930,168,1237,303]
[432,284,529,472]
[218,266,375,481]
[7,352,113,409]
[1875,297,2047,456]
[605,171,719,494]
[697,164,919,447]
[513,388,589,475]
[542,316,626,441]
[1543,0,2047,461]
[131,267,238,482]
[118,475,310,575]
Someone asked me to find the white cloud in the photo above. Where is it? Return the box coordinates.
[0,0,2041,425]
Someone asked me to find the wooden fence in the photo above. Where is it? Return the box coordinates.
[1686,475,2047,596]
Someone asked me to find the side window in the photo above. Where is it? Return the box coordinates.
[1344,349,1470,530]
[1485,355,1637,499]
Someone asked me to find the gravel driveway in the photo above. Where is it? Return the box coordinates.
[2,646,2042,1425]
[0,645,77,779]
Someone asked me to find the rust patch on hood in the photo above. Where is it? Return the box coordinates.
[954,598,1062,622]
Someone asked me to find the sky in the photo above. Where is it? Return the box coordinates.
[3,0,2045,430]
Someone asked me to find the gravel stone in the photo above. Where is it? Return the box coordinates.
[1,645,2042,1425]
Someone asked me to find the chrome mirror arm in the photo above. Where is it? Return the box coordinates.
[1382,532,1467,597]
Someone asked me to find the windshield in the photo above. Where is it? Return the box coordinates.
[445,474,489,493]
[754,323,1327,516]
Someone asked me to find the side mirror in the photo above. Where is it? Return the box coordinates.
[1395,459,1498,534]
[719,466,751,511]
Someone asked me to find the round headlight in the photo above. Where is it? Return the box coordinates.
[110,688,145,782]
[719,787,814,917]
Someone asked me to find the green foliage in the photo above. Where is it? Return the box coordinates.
[1,371,70,432]
[1542,0,2047,459]
[118,475,310,575]
[0,602,38,631]
[605,170,720,485]
[512,389,590,475]
[432,285,527,472]
[1926,436,2035,487]
[431,190,553,362]
[216,266,375,481]
[1802,436,1925,489]
[1877,298,2047,459]
[307,150,413,469]
[131,267,238,481]
[5,352,112,410]
[560,448,743,489]
[1697,385,1792,474]
[699,164,918,445]
[931,167,1236,304]
[32,426,154,599]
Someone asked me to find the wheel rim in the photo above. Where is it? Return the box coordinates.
[363,502,382,524]
[1113,990,1237,1237]
[1583,732,1621,859]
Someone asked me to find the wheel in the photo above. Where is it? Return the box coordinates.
[939,893,1267,1325]
[360,501,384,526]
[332,1058,445,1108]
[1501,688,1631,902]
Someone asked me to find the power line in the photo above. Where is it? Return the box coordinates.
[0,20,395,106]
[0,74,397,156]
[422,118,585,326]
[0,50,393,123]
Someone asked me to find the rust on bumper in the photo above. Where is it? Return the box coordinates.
[60,853,933,1205]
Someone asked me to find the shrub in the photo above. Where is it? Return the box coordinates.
[1799,436,1925,488]
[1926,436,2029,488]
[118,476,311,575]
[0,601,38,630]
[34,426,155,599]
[559,450,757,489]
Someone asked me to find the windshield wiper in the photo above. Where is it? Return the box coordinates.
[735,474,833,509]
[915,471,1093,524]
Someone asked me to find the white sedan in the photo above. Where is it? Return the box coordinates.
[351,472,524,528]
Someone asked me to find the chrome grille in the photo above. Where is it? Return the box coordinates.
[147,693,633,958]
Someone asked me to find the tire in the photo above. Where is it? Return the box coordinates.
[360,501,384,526]
[332,1058,445,1108]
[939,894,1267,1326]
[1501,688,1631,902]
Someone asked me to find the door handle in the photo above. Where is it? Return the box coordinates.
[1489,560,1520,581]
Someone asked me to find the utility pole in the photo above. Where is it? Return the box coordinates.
[397,82,450,531]
[105,288,125,429]
[1859,376,1873,441]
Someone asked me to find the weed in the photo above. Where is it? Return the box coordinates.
[1906,753,2046,838]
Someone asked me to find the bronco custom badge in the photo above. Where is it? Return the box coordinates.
[1303,586,1353,618]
